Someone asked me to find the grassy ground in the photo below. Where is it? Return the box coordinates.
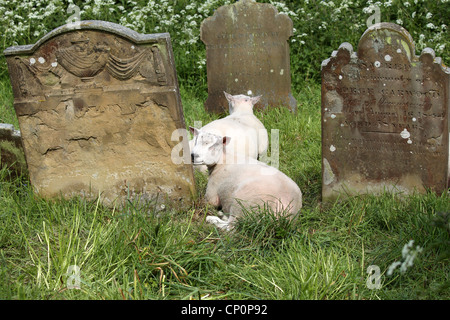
[0,83,449,300]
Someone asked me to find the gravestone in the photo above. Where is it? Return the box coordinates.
[0,123,26,177]
[321,23,449,201]
[4,20,195,206]
[200,0,297,113]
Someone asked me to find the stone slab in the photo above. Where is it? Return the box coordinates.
[321,23,449,201]
[200,0,296,113]
[4,20,195,206]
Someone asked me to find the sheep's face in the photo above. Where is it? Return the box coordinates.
[224,92,261,114]
[190,128,227,166]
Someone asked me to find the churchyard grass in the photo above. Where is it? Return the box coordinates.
[0,0,449,300]
[1,84,449,300]
[0,80,14,127]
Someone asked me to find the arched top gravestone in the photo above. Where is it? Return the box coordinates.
[201,0,297,113]
[321,23,449,201]
[4,21,195,207]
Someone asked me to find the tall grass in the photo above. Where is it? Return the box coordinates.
[0,167,225,299]
[0,1,449,300]
[1,84,448,300]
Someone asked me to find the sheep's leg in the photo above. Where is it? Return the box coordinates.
[205,184,220,207]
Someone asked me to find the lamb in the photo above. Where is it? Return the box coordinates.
[190,127,302,231]
[222,92,268,157]
[189,92,268,172]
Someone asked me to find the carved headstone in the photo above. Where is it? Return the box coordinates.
[321,23,449,201]
[4,21,195,206]
[200,0,297,113]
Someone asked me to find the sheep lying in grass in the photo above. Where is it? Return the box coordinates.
[189,92,268,172]
[190,127,302,231]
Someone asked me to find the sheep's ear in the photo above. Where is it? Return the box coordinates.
[223,91,233,102]
[223,136,231,145]
[251,95,262,105]
[189,126,199,136]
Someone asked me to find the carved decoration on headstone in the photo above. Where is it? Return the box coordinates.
[201,0,297,113]
[321,23,449,201]
[4,21,195,206]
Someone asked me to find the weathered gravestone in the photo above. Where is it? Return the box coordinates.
[321,23,449,201]
[200,0,297,113]
[4,20,195,206]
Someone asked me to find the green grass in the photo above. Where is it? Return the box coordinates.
[0,76,16,126]
[0,83,449,300]
[0,0,448,301]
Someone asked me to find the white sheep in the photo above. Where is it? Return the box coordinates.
[223,92,268,157]
[189,92,268,172]
[190,128,302,231]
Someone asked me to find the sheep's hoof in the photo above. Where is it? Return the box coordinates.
[206,216,231,230]
[217,211,229,221]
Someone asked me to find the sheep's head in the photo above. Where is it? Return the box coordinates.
[189,127,230,166]
[224,92,261,114]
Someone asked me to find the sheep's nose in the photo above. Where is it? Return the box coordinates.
[191,153,195,163]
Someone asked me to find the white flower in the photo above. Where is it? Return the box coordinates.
[426,12,433,19]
